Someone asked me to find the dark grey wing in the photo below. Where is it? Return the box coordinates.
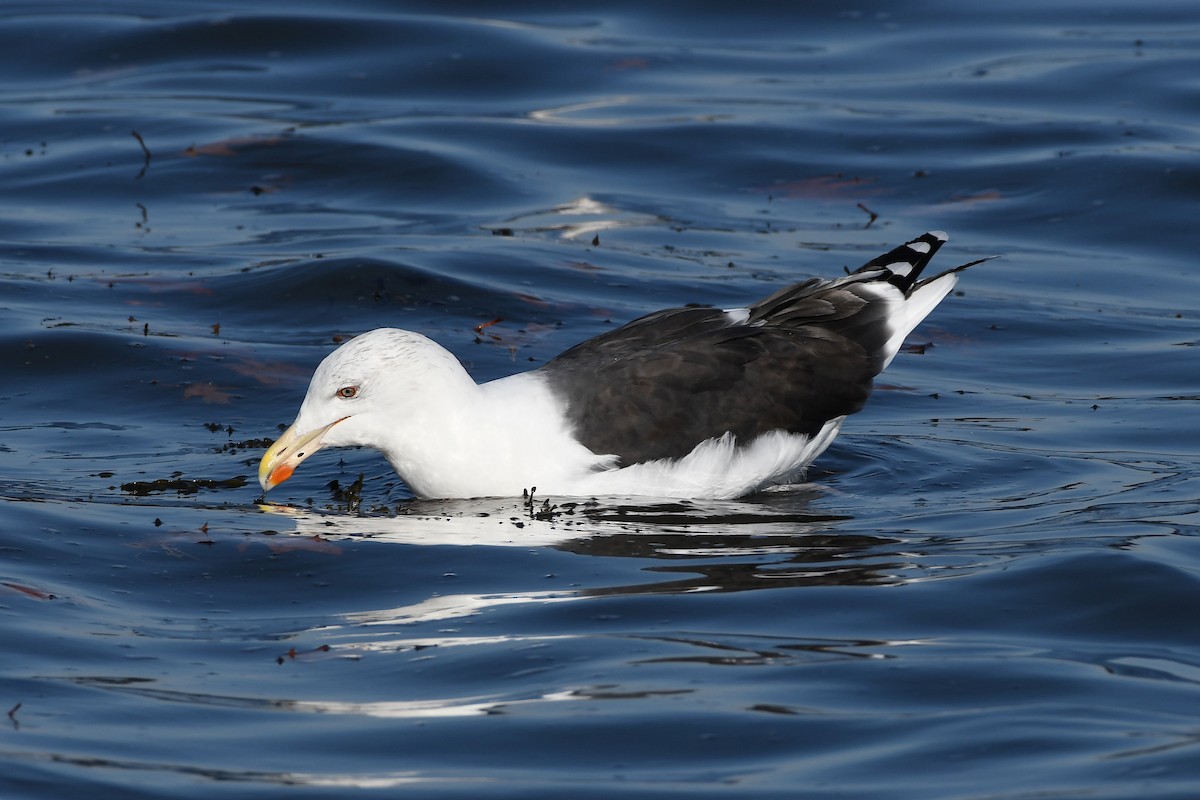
[539,309,874,465]
[538,232,963,465]
[746,231,952,371]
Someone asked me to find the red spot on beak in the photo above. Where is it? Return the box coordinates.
[270,463,295,486]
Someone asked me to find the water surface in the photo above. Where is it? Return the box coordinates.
[2,2,1199,798]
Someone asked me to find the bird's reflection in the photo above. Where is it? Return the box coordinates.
[254,484,925,607]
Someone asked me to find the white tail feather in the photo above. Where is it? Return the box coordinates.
[880,271,959,370]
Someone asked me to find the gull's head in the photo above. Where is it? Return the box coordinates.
[258,328,473,493]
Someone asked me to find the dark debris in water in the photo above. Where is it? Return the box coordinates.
[522,486,571,522]
[120,475,247,496]
[215,437,273,454]
[326,473,365,514]
[276,644,341,665]
[2,582,57,601]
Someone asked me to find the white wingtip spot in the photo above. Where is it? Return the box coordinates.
[928,230,949,242]
[885,260,914,277]
[908,241,931,254]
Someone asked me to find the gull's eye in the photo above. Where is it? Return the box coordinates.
[336,386,359,399]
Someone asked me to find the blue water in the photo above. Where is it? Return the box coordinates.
[3,1,1200,797]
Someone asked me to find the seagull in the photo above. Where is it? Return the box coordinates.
[259,232,982,500]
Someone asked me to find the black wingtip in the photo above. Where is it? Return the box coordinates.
[851,231,951,294]
[914,254,1000,289]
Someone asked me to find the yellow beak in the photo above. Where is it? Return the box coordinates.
[258,418,346,492]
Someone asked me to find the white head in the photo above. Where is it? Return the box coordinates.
[258,329,476,492]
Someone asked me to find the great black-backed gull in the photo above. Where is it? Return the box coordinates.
[259,232,982,500]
